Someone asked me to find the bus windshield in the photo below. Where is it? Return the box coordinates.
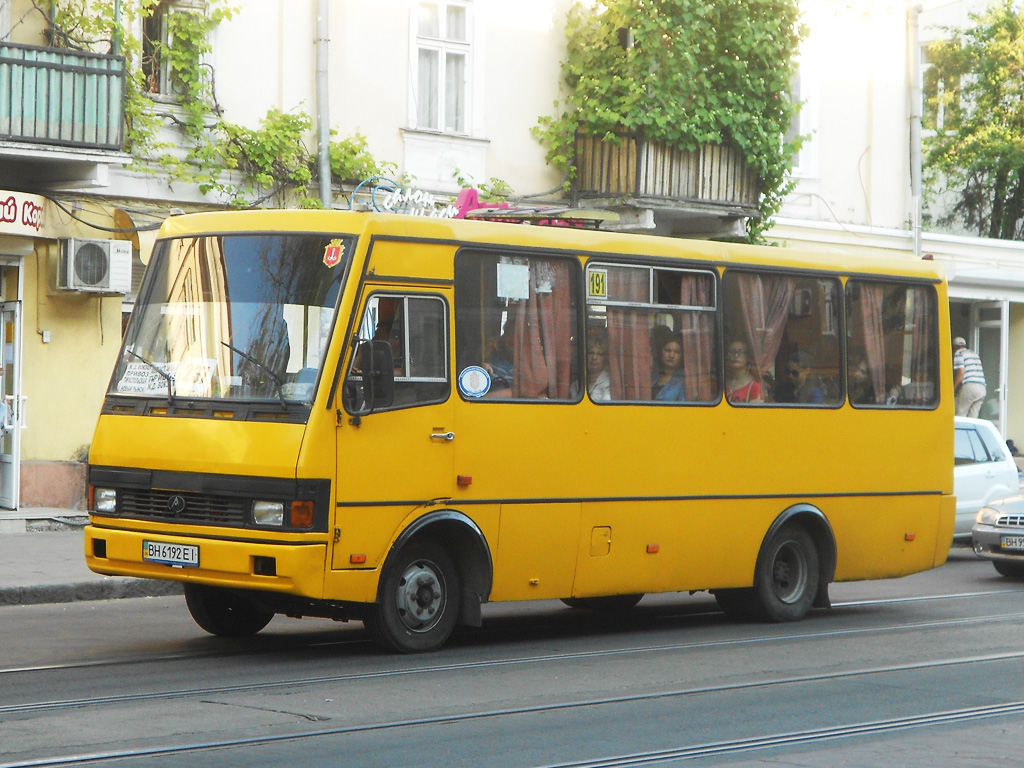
[110,233,351,404]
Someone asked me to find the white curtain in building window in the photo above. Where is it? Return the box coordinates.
[415,1,470,134]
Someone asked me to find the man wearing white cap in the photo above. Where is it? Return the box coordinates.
[953,336,986,417]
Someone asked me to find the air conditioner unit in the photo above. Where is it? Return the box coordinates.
[58,238,133,294]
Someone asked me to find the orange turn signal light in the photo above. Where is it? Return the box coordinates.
[647,544,660,554]
[350,554,367,564]
[289,500,314,529]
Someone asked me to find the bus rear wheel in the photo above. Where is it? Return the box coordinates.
[560,594,643,612]
[184,584,274,637]
[365,541,460,653]
[750,524,819,622]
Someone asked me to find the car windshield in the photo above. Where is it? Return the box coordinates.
[110,233,351,404]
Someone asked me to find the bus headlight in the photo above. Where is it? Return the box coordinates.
[93,488,117,514]
[976,507,1001,526]
[253,501,285,527]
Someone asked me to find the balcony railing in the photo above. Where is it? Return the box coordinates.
[0,41,125,151]
[574,131,760,212]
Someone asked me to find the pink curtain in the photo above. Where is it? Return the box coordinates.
[679,273,715,401]
[607,267,651,399]
[858,283,887,404]
[512,260,573,398]
[735,273,795,377]
[909,287,936,404]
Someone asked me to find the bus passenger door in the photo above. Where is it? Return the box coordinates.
[333,290,454,570]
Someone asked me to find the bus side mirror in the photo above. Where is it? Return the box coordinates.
[361,340,394,411]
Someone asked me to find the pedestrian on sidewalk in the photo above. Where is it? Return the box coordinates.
[953,336,986,418]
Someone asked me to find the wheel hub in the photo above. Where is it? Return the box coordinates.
[395,561,444,632]
[771,542,808,604]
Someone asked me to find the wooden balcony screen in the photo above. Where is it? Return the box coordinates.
[0,41,125,150]
[574,132,759,210]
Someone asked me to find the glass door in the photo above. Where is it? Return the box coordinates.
[972,301,1008,434]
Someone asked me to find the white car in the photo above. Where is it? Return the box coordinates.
[954,416,1020,540]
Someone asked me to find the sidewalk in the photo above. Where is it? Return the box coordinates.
[0,509,182,606]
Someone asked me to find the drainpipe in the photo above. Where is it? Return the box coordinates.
[316,0,331,208]
[112,0,122,56]
[909,3,923,258]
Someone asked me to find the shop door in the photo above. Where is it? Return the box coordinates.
[0,301,22,509]
[972,301,1008,434]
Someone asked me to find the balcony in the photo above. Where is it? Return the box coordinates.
[573,131,761,237]
[0,41,128,188]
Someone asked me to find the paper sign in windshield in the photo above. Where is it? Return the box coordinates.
[117,359,216,397]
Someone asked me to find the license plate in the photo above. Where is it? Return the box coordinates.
[143,540,199,568]
[1000,535,1024,551]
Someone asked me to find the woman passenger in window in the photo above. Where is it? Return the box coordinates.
[724,339,763,404]
[651,325,686,401]
[587,328,611,401]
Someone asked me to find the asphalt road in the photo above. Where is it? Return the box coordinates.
[1,546,1021,768]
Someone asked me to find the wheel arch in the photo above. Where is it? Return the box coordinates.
[760,503,837,609]
[382,509,494,626]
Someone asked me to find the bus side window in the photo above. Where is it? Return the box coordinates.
[454,251,580,401]
[584,263,718,403]
[723,272,842,407]
[344,293,450,412]
[846,281,938,408]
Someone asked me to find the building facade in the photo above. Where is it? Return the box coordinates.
[773,0,1024,443]
[1,0,1015,513]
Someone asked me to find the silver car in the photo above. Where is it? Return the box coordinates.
[973,493,1024,577]
[954,417,1020,540]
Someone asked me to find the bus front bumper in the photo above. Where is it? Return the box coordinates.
[84,524,328,599]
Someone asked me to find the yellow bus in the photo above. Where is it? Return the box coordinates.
[85,210,954,653]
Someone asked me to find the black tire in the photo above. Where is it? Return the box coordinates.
[713,587,756,619]
[364,541,460,653]
[184,584,274,637]
[993,560,1024,578]
[749,524,819,622]
[560,594,644,612]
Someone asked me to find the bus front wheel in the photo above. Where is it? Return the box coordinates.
[184,584,274,637]
[365,541,461,653]
[750,524,819,622]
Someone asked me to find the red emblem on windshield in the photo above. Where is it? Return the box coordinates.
[323,239,344,268]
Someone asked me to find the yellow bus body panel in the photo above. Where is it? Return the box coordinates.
[85,211,955,612]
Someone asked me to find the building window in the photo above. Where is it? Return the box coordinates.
[414,1,470,134]
[142,0,207,98]
[922,42,960,134]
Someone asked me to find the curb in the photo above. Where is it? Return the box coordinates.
[0,579,184,607]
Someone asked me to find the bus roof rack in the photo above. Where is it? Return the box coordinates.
[462,205,619,229]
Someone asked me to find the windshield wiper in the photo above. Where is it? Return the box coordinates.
[127,350,175,405]
[220,341,287,408]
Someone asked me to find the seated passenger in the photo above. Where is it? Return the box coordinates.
[724,339,763,404]
[847,350,876,405]
[651,326,686,401]
[777,351,824,404]
[586,328,611,401]
[484,333,514,397]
